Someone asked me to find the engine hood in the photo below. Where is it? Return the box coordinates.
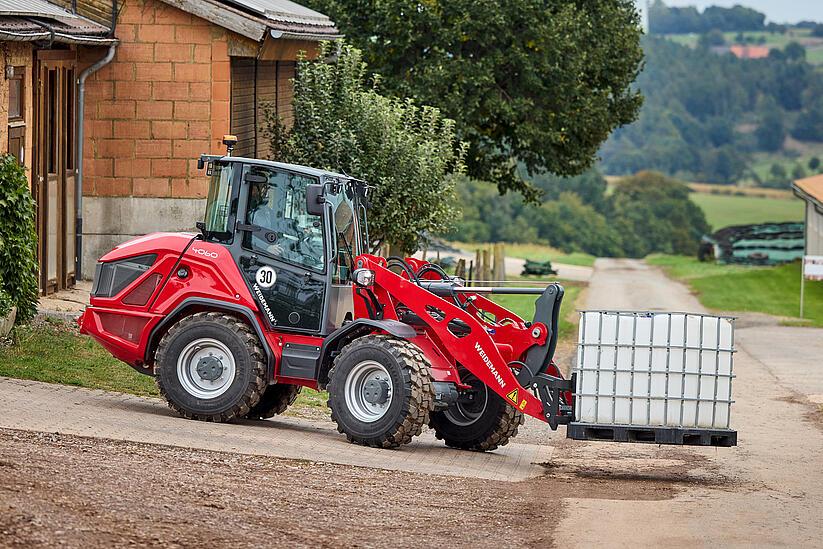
[99,232,198,263]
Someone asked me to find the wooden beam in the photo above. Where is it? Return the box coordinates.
[258,36,322,61]
[157,0,267,41]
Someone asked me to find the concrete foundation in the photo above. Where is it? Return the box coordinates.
[81,196,206,278]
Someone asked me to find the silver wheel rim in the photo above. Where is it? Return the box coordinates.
[176,338,236,400]
[444,377,488,426]
[344,360,393,423]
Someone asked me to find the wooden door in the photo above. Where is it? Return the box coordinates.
[34,51,76,295]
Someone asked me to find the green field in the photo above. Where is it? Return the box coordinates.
[648,255,822,326]
[490,280,583,342]
[691,192,804,230]
[453,242,596,267]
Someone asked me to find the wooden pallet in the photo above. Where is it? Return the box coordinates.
[566,422,737,447]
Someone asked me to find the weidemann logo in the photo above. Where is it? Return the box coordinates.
[474,342,505,389]
[253,283,276,325]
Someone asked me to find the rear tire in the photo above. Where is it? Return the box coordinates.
[429,372,524,452]
[155,312,267,422]
[327,335,434,448]
[245,384,302,419]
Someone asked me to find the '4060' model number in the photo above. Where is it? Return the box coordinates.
[190,248,218,259]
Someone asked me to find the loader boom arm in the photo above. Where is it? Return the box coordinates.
[353,254,574,427]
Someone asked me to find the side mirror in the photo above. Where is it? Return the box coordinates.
[306,183,325,216]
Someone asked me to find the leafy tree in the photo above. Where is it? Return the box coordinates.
[607,171,710,256]
[809,157,821,171]
[766,163,789,188]
[649,1,765,34]
[792,105,823,142]
[303,0,644,199]
[755,103,786,152]
[698,29,726,49]
[792,164,807,180]
[0,155,38,322]
[784,42,807,61]
[263,45,464,254]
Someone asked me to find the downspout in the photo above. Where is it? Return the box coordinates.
[76,43,117,280]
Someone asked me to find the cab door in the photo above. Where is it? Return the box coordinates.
[237,164,327,333]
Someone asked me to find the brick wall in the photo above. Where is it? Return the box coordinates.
[82,0,231,200]
[0,42,35,186]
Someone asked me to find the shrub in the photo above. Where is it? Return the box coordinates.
[0,155,39,322]
[263,44,464,254]
[0,287,12,317]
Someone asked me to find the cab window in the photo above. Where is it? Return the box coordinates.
[243,166,325,272]
[328,185,359,284]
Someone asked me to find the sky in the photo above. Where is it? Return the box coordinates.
[636,1,823,25]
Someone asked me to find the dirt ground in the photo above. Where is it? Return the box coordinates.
[0,429,723,548]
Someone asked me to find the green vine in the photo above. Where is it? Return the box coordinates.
[0,155,39,322]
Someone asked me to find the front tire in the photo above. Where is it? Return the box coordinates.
[155,312,267,422]
[327,335,434,448]
[429,372,524,451]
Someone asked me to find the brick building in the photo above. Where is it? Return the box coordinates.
[0,0,339,294]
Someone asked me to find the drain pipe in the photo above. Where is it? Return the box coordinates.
[75,43,117,281]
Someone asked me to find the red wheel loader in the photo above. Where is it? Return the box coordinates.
[80,138,736,450]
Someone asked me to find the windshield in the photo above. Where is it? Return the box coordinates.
[204,162,236,242]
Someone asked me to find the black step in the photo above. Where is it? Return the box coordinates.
[566,422,737,447]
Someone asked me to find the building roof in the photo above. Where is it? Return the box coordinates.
[0,0,114,45]
[160,0,340,42]
[729,45,770,59]
[793,174,823,212]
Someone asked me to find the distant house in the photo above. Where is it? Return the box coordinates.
[0,0,340,295]
[728,45,770,59]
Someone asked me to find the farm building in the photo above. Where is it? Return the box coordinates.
[793,175,823,258]
[0,0,339,295]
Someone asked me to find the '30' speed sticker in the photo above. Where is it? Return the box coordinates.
[255,266,277,288]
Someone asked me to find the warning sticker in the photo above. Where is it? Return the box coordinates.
[506,388,519,404]
[519,399,527,411]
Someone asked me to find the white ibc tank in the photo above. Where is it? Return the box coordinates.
[575,311,734,429]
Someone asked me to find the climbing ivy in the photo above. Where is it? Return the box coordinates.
[0,155,39,322]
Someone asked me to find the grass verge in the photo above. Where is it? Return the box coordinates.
[647,255,823,327]
[0,318,326,410]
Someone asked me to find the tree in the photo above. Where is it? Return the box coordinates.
[607,171,710,256]
[792,164,807,180]
[263,45,464,254]
[784,42,807,61]
[304,0,644,199]
[809,157,821,171]
[698,29,726,49]
[767,163,789,188]
[813,24,823,38]
[755,105,786,152]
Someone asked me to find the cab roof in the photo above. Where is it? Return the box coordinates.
[206,154,355,181]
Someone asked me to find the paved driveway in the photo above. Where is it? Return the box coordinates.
[0,377,555,482]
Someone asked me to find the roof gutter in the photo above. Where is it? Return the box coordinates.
[76,42,117,280]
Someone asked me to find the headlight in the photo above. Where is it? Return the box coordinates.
[353,268,375,287]
[92,254,157,298]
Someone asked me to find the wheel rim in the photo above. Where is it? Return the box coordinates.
[444,374,488,426]
[176,338,236,400]
[344,360,393,423]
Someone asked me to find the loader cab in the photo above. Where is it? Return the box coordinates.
[198,153,369,336]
